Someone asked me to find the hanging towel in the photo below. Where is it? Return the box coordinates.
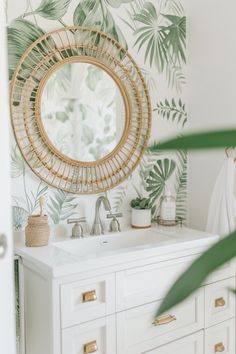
[206,157,236,237]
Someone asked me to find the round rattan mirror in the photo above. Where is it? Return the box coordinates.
[11,27,151,194]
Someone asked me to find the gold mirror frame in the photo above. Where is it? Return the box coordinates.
[11,27,152,194]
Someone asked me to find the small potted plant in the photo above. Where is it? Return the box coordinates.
[130,197,151,229]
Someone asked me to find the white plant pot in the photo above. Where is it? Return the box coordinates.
[131,208,151,229]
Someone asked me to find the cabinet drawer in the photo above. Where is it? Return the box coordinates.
[116,255,195,311]
[60,274,115,328]
[62,315,116,354]
[205,319,235,354]
[117,289,204,354]
[205,278,235,328]
[148,331,204,354]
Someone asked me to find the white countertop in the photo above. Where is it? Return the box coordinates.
[14,226,219,278]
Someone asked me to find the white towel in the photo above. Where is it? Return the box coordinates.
[206,157,236,237]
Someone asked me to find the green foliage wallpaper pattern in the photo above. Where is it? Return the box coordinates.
[8,0,187,230]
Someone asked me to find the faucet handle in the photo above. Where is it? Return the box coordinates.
[106,213,123,219]
[67,217,86,238]
[107,213,123,233]
[67,217,86,224]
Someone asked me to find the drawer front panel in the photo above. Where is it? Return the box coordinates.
[62,315,116,354]
[117,289,204,354]
[116,255,195,311]
[205,278,235,328]
[61,274,115,328]
[205,319,235,354]
[148,331,204,354]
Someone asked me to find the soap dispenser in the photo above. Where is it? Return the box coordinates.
[160,187,176,222]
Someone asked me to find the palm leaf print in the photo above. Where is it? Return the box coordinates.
[146,158,176,207]
[48,190,77,224]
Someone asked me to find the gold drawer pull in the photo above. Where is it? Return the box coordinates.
[215,297,226,308]
[215,342,225,353]
[152,314,177,326]
[82,290,97,303]
[83,340,98,353]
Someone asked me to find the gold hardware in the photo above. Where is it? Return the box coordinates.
[215,342,225,353]
[83,340,98,353]
[82,290,97,303]
[152,314,177,326]
[215,297,226,308]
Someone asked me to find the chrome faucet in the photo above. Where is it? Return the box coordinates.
[91,196,112,236]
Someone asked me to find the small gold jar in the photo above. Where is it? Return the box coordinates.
[25,215,50,247]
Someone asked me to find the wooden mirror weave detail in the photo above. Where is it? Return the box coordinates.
[11,27,151,194]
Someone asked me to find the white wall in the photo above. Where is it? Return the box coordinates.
[187,0,236,230]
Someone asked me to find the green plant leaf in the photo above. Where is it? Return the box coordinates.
[132,2,186,92]
[42,63,72,100]
[133,3,186,69]
[156,230,236,316]
[48,190,77,224]
[105,0,134,8]
[154,98,187,127]
[161,14,186,64]
[150,129,236,151]
[86,65,103,91]
[35,0,72,20]
[73,0,128,48]
[8,19,45,80]
[133,2,168,71]
[29,184,48,215]
[12,206,29,231]
[55,111,69,123]
[165,64,186,94]
[82,125,94,145]
[164,0,184,15]
[146,158,176,206]
[11,147,25,178]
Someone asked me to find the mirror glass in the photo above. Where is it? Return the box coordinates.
[41,62,126,162]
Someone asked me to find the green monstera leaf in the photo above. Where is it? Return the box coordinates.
[73,0,128,48]
[8,19,45,80]
[35,0,72,20]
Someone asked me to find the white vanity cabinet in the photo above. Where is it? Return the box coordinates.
[16,230,236,354]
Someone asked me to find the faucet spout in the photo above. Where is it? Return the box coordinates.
[91,196,111,236]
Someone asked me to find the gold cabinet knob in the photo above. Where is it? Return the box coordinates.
[82,290,97,303]
[83,340,98,353]
[215,297,226,308]
[152,314,177,326]
[215,342,225,353]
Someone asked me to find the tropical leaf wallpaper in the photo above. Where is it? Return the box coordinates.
[8,0,187,233]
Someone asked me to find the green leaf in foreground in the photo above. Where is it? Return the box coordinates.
[156,230,236,316]
[150,129,236,151]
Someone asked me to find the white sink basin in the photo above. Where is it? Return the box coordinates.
[54,229,175,258]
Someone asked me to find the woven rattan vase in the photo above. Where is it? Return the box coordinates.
[25,215,50,247]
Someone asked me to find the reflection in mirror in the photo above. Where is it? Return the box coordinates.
[41,62,126,162]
